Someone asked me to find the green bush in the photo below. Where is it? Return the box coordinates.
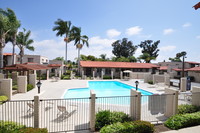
[164,112,200,130]
[148,80,153,84]
[61,75,70,80]
[0,96,8,104]
[27,84,34,91]
[95,110,131,130]
[100,121,154,133]
[0,121,26,133]
[12,85,18,90]
[103,75,112,79]
[178,104,200,114]
[18,127,48,133]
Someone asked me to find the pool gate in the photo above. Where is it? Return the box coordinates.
[1,88,200,132]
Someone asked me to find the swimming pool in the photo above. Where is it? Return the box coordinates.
[64,81,152,98]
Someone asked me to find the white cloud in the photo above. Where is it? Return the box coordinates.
[89,36,116,47]
[138,34,152,39]
[160,45,176,52]
[196,35,200,39]
[163,28,175,35]
[106,29,121,38]
[125,26,143,36]
[182,22,191,28]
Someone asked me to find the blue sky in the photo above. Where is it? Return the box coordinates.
[1,0,200,62]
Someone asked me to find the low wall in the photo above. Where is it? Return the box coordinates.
[144,73,153,83]
[0,79,12,100]
[153,74,165,84]
[131,72,150,79]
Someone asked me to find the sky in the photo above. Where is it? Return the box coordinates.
[1,0,200,63]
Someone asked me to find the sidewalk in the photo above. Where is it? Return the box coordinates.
[162,125,200,133]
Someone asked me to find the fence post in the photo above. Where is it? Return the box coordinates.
[90,90,96,131]
[34,96,40,128]
[165,88,178,117]
[130,89,141,120]
[180,77,187,92]
[192,86,200,106]
[0,79,12,100]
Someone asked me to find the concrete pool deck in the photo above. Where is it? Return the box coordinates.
[12,79,175,100]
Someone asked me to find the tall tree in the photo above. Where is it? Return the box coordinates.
[4,8,20,65]
[0,8,18,69]
[16,28,34,64]
[73,28,89,75]
[53,19,79,63]
[112,38,137,58]
[138,40,160,63]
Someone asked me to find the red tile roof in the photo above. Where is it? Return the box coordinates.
[159,66,168,70]
[48,64,62,68]
[80,61,159,69]
[3,53,15,56]
[2,63,49,70]
[172,68,188,72]
[187,67,200,71]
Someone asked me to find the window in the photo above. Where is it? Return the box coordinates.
[17,57,20,62]
[28,58,34,62]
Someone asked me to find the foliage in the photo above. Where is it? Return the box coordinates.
[17,127,48,133]
[95,110,131,130]
[61,75,70,80]
[100,121,154,133]
[112,38,137,58]
[27,84,34,91]
[16,28,34,64]
[0,95,8,104]
[103,75,112,79]
[138,53,156,63]
[12,85,18,90]
[111,56,137,62]
[0,121,26,133]
[169,51,187,62]
[138,40,160,63]
[148,80,153,84]
[164,112,200,130]
[178,104,200,114]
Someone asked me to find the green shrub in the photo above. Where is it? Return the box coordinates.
[148,80,153,84]
[0,96,8,104]
[95,110,131,130]
[12,85,18,90]
[18,127,48,133]
[27,84,34,91]
[178,104,200,114]
[100,121,154,133]
[61,75,70,80]
[103,75,112,79]
[0,121,26,133]
[164,112,200,130]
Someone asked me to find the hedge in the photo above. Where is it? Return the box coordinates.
[164,111,200,130]
[0,121,26,133]
[95,110,131,130]
[18,127,48,133]
[100,121,154,133]
[178,104,200,114]
[27,84,34,91]
[0,96,8,105]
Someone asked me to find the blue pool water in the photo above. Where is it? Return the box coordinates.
[64,81,152,98]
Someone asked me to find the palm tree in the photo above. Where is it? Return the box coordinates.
[4,9,20,65]
[52,19,79,63]
[16,28,34,64]
[137,53,156,63]
[74,28,89,75]
[0,8,18,69]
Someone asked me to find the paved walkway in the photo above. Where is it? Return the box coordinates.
[162,125,200,133]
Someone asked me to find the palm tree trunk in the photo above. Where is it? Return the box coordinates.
[0,47,4,69]
[65,41,68,64]
[78,48,80,75]
[12,44,15,65]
